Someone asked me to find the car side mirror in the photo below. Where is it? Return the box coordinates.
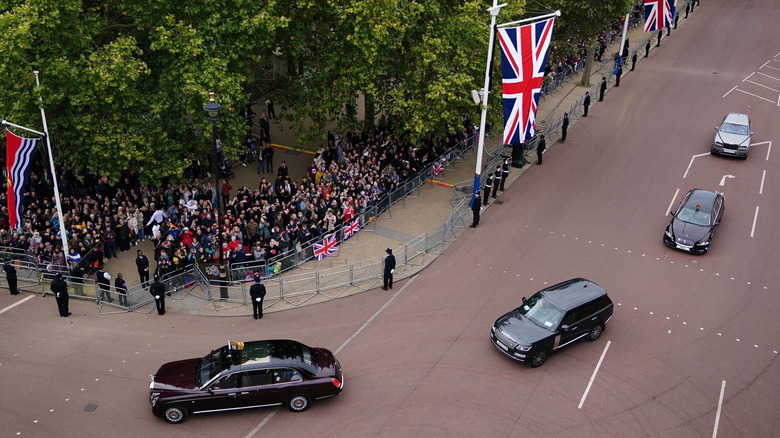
[714,221,720,226]
[560,324,570,331]
[521,296,527,303]
[669,210,676,217]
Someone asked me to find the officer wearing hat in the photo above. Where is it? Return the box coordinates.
[51,272,71,317]
[3,259,19,295]
[382,248,396,291]
[150,274,166,315]
[249,274,267,319]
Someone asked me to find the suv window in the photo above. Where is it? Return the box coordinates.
[212,373,240,390]
[273,368,303,383]
[245,369,274,386]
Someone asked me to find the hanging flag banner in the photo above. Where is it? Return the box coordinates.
[313,233,340,260]
[5,129,40,229]
[497,17,556,145]
[343,218,361,240]
[643,0,674,32]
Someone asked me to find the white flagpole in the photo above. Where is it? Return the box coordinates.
[618,13,630,64]
[33,71,70,258]
[472,1,507,203]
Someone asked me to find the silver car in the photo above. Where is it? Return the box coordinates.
[712,113,752,159]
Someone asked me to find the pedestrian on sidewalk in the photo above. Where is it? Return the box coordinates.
[674,13,679,29]
[536,135,546,165]
[265,99,275,119]
[645,41,650,58]
[115,272,128,307]
[51,273,70,317]
[685,3,690,18]
[656,30,662,47]
[263,144,274,173]
[583,92,591,117]
[631,52,638,71]
[382,248,395,291]
[499,158,510,191]
[470,192,482,228]
[150,274,166,315]
[483,173,494,206]
[136,249,150,288]
[599,77,607,101]
[615,65,623,87]
[491,165,502,198]
[3,260,18,295]
[257,145,265,175]
[561,113,569,142]
[249,274,266,319]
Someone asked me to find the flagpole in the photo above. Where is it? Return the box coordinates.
[33,71,70,258]
[0,120,46,137]
[472,1,507,205]
[618,13,630,65]
[497,10,561,28]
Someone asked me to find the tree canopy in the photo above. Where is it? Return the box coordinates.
[1,0,627,184]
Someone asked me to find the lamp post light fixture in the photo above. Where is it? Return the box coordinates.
[203,92,223,265]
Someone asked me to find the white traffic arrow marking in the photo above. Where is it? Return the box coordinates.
[719,174,735,186]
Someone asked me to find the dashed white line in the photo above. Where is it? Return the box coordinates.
[722,85,738,98]
[579,340,611,409]
[759,170,766,194]
[712,380,727,438]
[0,294,35,314]
[666,188,680,216]
[751,206,759,238]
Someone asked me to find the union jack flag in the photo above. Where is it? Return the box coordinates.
[313,233,339,260]
[343,218,360,240]
[643,0,674,32]
[432,159,445,176]
[497,17,555,145]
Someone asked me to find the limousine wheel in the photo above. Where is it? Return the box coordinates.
[164,406,188,424]
[288,395,310,412]
[529,349,547,368]
[587,324,604,342]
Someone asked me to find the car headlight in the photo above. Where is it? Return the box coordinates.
[517,345,532,352]
[665,229,673,238]
[491,326,496,333]
[713,141,723,146]
[698,238,710,246]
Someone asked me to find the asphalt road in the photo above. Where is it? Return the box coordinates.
[2,1,780,436]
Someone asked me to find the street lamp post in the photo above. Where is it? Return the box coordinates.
[203,92,223,265]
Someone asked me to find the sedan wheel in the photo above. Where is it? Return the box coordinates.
[587,324,604,341]
[528,349,547,368]
[288,395,310,412]
[163,406,188,424]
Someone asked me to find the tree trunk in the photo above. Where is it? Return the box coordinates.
[363,92,375,131]
[578,37,599,88]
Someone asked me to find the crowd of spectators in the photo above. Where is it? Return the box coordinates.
[1,116,474,285]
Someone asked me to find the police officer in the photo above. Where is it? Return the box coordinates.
[249,274,267,319]
[470,192,482,228]
[491,165,502,198]
[599,76,607,101]
[583,92,591,117]
[150,274,166,315]
[561,112,570,142]
[115,272,128,307]
[499,158,510,191]
[483,173,493,206]
[96,269,112,302]
[536,134,546,165]
[382,248,396,291]
[136,250,150,288]
[51,272,70,317]
[3,260,19,295]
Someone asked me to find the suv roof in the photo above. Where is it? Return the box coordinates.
[225,340,315,372]
[723,113,749,125]
[539,278,607,310]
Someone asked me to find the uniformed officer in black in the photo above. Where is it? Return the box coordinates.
[499,158,510,191]
[150,274,166,315]
[483,174,493,206]
[536,134,546,165]
[583,92,591,117]
[115,272,128,307]
[470,192,482,228]
[70,262,85,296]
[382,248,396,291]
[51,272,71,317]
[561,112,570,141]
[491,165,502,198]
[136,250,150,288]
[249,274,267,319]
[599,76,607,101]
[4,260,19,295]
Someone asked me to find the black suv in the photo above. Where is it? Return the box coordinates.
[490,278,613,368]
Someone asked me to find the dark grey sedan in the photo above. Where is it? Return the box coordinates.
[664,189,724,254]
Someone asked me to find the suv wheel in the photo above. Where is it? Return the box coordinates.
[587,324,604,341]
[163,406,188,424]
[288,395,310,412]
[528,349,547,368]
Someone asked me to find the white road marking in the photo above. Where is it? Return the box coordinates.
[722,85,738,98]
[244,275,419,438]
[751,206,759,238]
[744,79,779,93]
[718,175,735,186]
[759,60,770,69]
[0,294,35,314]
[684,153,710,179]
[712,380,727,438]
[733,88,776,103]
[759,170,766,194]
[666,188,680,216]
[578,340,611,409]
[757,71,780,82]
[763,64,780,73]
